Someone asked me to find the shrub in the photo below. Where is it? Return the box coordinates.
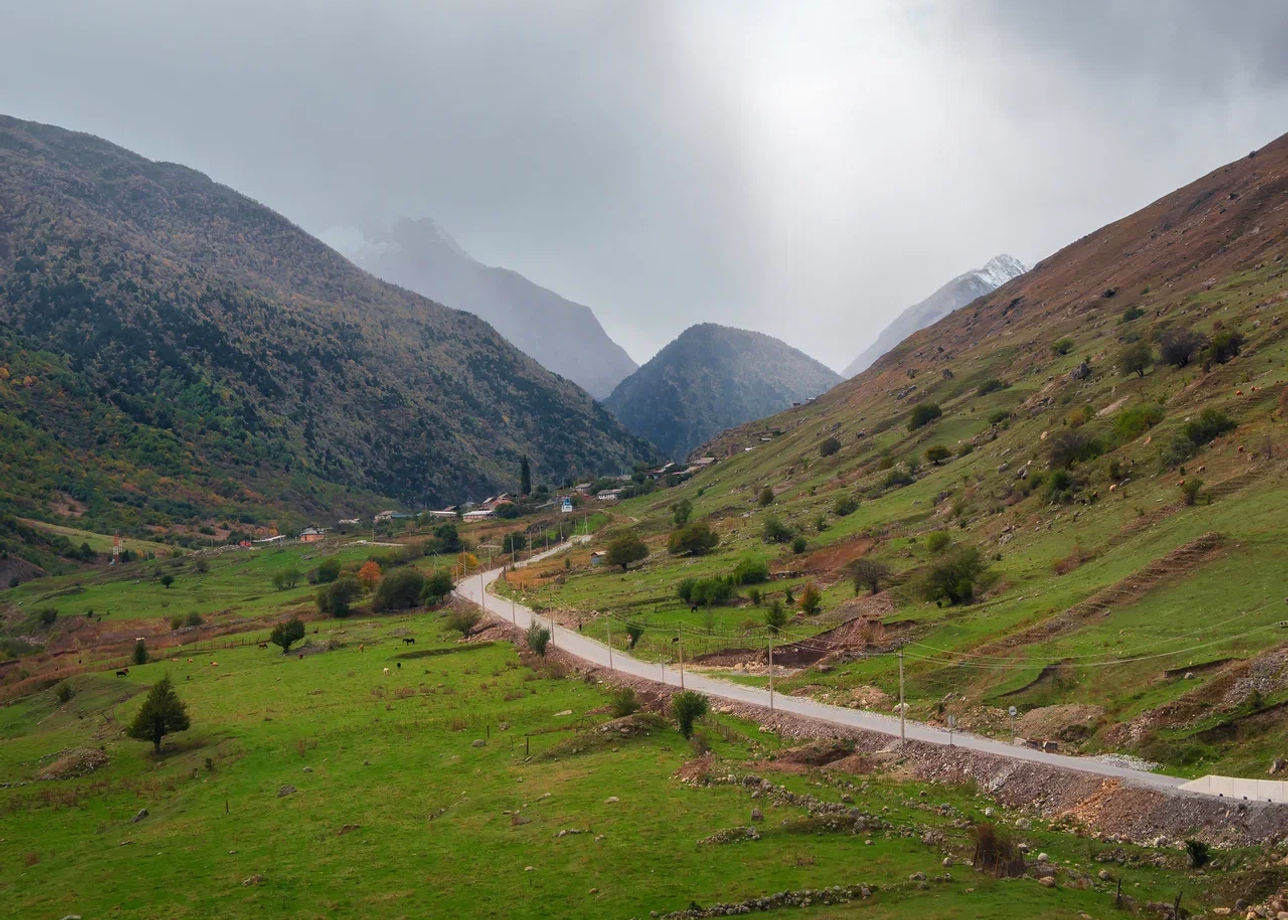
[798,583,822,615]
[1051,338,1074,356]
[1160,327,1205,367]
[1180,478,1204,506]
[421,569,454,606]
[37,607,57,626]
[762,516,794,544]
[526,622,551,656]
[1185,839,1210,869]
[882,465,915,489]
[791,535,807,554]
[922,546,987,606]
[671,690,709,739]
[315,556,341,584]
[956,442,975,457]
[609,686,640,718]
[132,639,149,665]
[185,611,204,627]
[765,599,788,634]
[671,498,693,527]
[908,402,942,430]
[1120,306,1146,324]
[677,577,733,606]
[987,409,1011,426]
[1118,340,1152,377]
[54,681,73,704]
[971,822,1026,878]
[272,567,301,591]
[925,445,951,465]
[757,486,775,507]
[925,531,951,554]
[1159,435,1197,469]
[1112,404,1165,443]
[445,606,480,634]
[374,567,426,611]
[1045,469,1078,504]
[849,558,890,595]
[819,436,842,457]
[833,494,859,516]
[317,574,362,617]
[169,615,183,630]
[1206,329,1244,365]
[1047,429,1102,469]
[977,378,1007,395]
[1185,408,1235,446]
[732,557,770,585]
[668,523,718,556]
[606,532,649,570]
[270,617,306,653]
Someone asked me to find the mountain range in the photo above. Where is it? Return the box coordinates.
[0,114,654,532]
[842,254,1027,377]
[334,218,638,399]
[603,323,842,462]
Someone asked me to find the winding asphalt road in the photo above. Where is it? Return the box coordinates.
[454,545,1186,794]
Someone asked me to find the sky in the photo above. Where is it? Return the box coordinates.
[2,1,1287,370]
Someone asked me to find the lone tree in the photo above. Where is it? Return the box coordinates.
[671,690,709,740]
[606,532,649,571]
[126,675,191,754]
[765,599,788,634]
[1118,340,1152,378]
[160,574,175,589]
[520,455,532,496]
[925,445,951,465]
[1160,327,1205,368]
[270,616,306,654]
[849,558,890,595]
[667,522,718,556]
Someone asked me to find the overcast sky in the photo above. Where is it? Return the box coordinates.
[3,1,1286,370]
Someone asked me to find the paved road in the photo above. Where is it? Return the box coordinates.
[454,547,1186,794]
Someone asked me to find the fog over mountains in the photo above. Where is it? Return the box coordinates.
[842,254,1027,378]
[331,218,639,400]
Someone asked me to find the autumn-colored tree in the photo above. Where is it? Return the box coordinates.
[457,551,480,573]
[357,560,383,591]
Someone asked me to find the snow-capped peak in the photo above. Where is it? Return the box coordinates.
[974,254,1027,288]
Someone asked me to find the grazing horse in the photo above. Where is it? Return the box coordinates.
[402,637,415,645]
[115,668,129,677]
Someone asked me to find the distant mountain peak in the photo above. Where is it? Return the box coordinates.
[842,253,1027,378]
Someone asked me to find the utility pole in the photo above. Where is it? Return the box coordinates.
[678,633,685,690]
[898,647,906,749]
[606,616,613,671]
[768,629,775,711]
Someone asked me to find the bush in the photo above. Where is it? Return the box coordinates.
[315,556,342,584]
[1120,306,1146,323]
[606,532,649,570]
[1159,435,1197,469]
[374,567,426,611]
[671,498,693,527]
[445,606,480,634]
[881,465,915,489]
[677,577,733,607]
[1185,408,1235,446]
[132,639,149,665]
[925,531,951,554]
[185,611,204,627]
[925,445,951,465]
[757,486,774,507]
[798,583,822,615]
[922,546,987,606]
[1051,338,1074,356]
[1160,327,1206,367]
[732,557,770,585]
[1118,340,1152,377]
[1045,469,1078,504]
[1180,477,1204,506]
[609,686,640,718]
[1112,404,1165,443]
[987,409,1011,426]
[54,681,73,704]
[971,822,1026,877]
[526,622,551,656]
[819,436,842,457]
[791,535,808,554]
[849,558,890,595]
[668,523,718,556]
[270,617,305,653]
[671,690,709,739]
[37,607,57,626]
[1206,329,1244,365]
[272,567,301,591]
[765,599,788,634]
[317,575,362,616]
[976,378,1007,395]
[1047,429,1102,469]
[907,402,942,430]
[833,494,859,516]
[762,516,794,544]
[1185,839,1210,869]
[421,569,454,606]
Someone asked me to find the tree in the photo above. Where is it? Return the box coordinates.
[1185,408,1236,446]
[819,436,842,457]
[315,556,342,584]
[907,402,942,431]
[668,522,718,556]
[270,616,306,653]
[732,557,769,584]
[757,486,774,507]
[671,691,709,740]
[849,558,890,595]
[1160,327,1205,367]
[1051,338,1074,356]
[925,445,951,465]
[132,638,149,665]
[1047,429,1101,469]
[762,516,794,544]
[922,546,987,606]
[526,621,551,656]
[605,532,649,571]
[519,455,532,496]
[433,523,462,554]
[317,575,362,616]
[272,566,301,590]
[833,494,859,517]
[1179,477,1204,506]
[374,567,426,611]
[502,531,527,554]
[1118,340,1152,378]
[798,583,822,616]
[765,599,788,634]
[126,675,190,754]
[357,560,383,590]
[671,498,693,527]
[421,569,454,606]
[1206,329,1244,365]
[160,574,174,589]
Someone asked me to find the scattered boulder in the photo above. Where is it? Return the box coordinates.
[37,748,110,781]
[277,784,296,798]
[131,808,148,823]
[242,874,263,886]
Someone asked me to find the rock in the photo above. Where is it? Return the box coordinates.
[242,874,263,886]
[301,766,313,773]
[471,739,486,748]
[554,709,572,716]
[1098,869,1112,881]
[1016,818,1032,830]
[1037,852,1049,863]
[131,808,149,823]
[59,915,82,920]
[499,722,510,731]
[751,808,764,822]
[909,872,926,881]
[510,813,530,826]
[1039,876,1056,888]
[604,796,619,804]
[942,857,953,867]
[1270,758,1287,776]
[277,784,296,797]
[984,807,995,818]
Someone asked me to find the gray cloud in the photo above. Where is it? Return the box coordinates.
[2,1,1285,370]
